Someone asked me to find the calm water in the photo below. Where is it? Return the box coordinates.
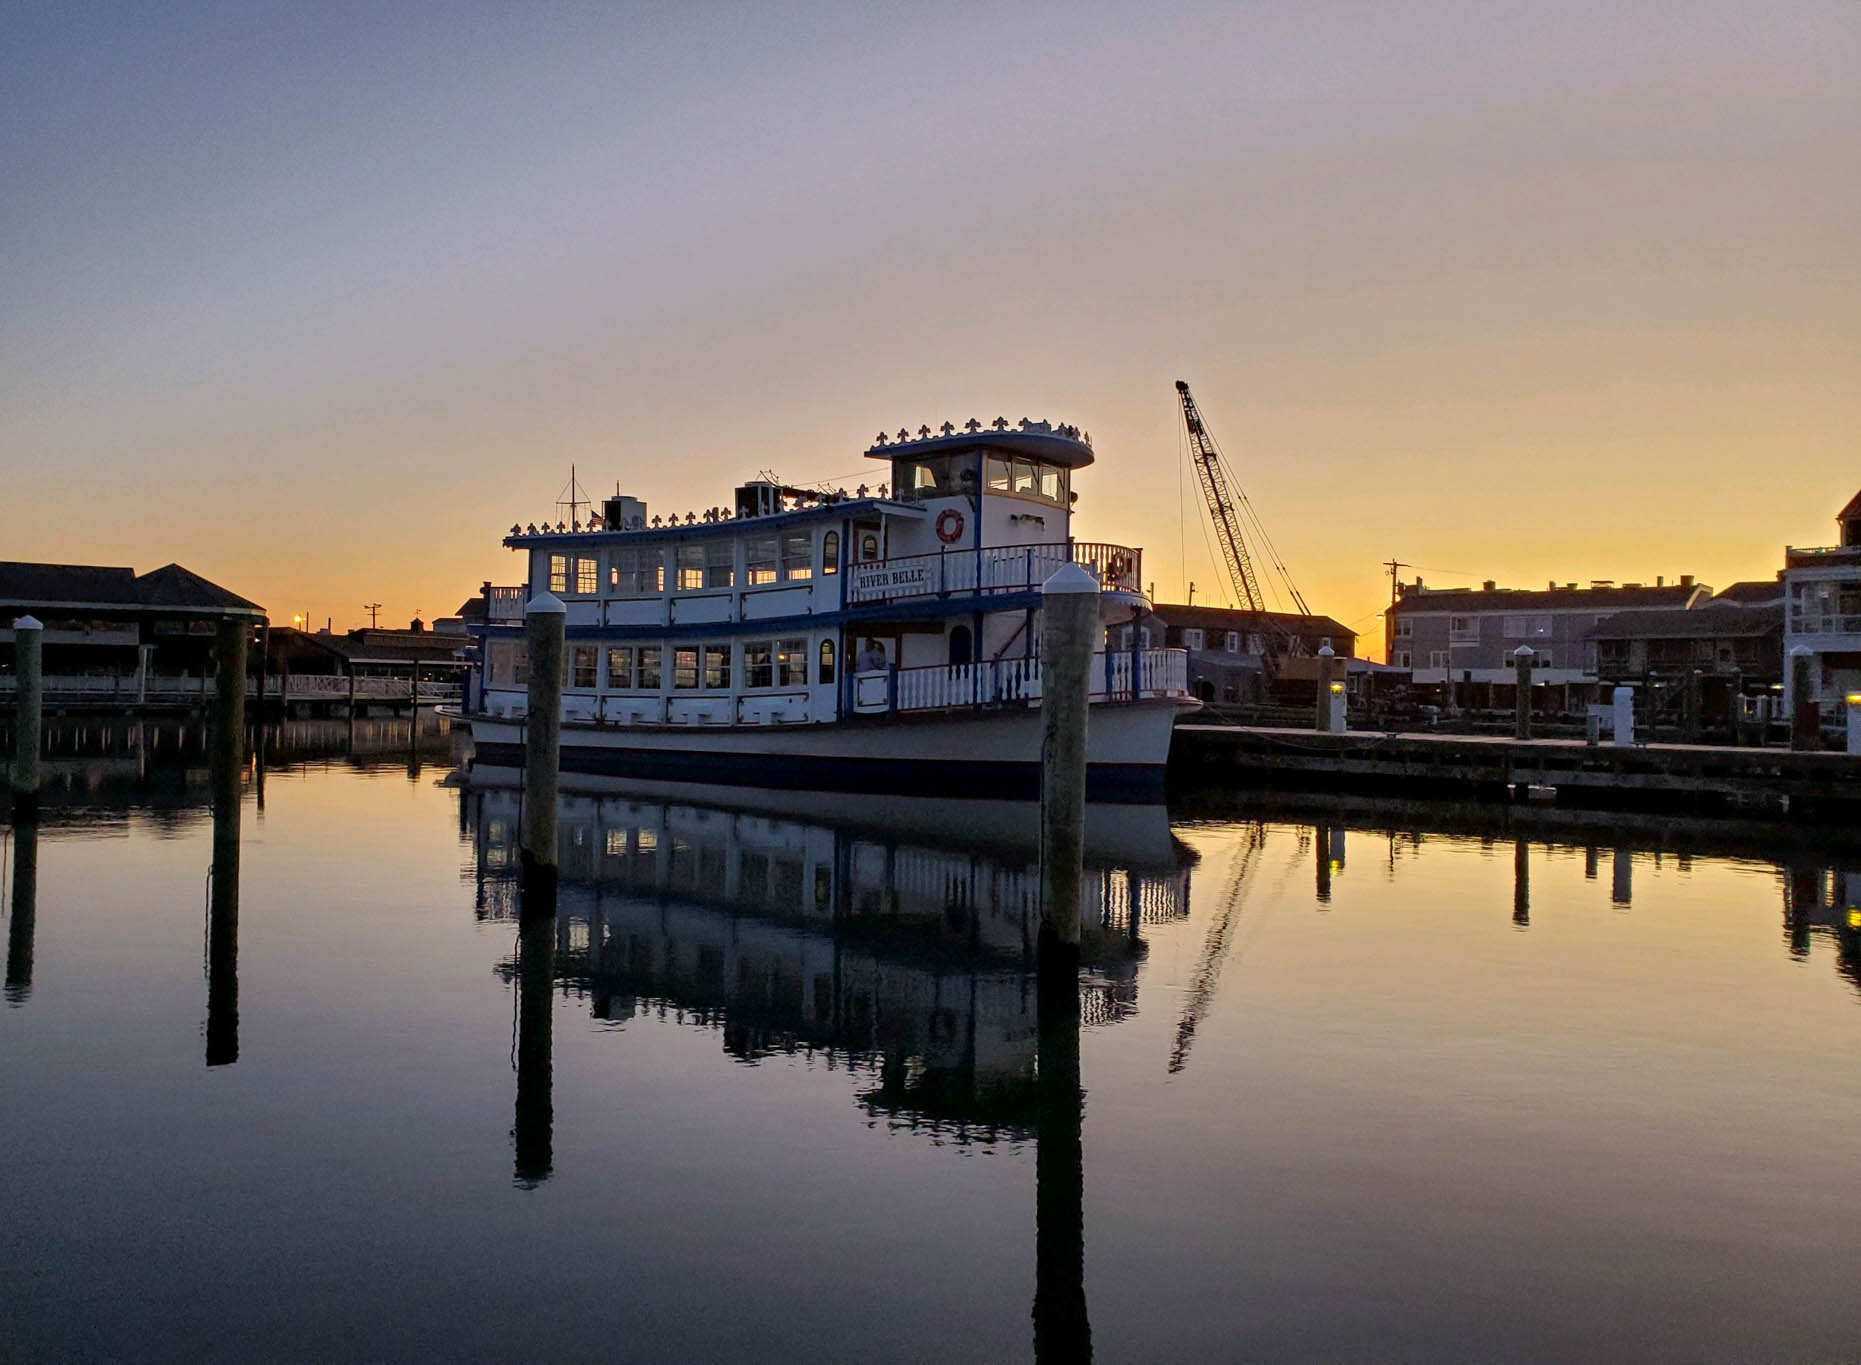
[1,720,1858,1363]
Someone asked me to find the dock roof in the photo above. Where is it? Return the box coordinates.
[0,560,263,617]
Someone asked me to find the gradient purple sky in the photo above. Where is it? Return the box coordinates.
[4,2,1856,646]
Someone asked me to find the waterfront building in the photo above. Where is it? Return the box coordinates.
[461,418,1194,799]
[1781,488,1861,718]
[1133,604,1357,705]
[0,560,264,707]
[1386,576,1709,707]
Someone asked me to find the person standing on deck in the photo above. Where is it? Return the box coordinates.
[856,639,888,672]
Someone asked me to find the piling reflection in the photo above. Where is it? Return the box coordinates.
[512,911,555,1187]
[6,822,37,1005]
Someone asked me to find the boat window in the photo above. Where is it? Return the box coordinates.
[575,557,599,596]
[986,456,1011,491]
[746,537,779,586]
[606,647,633,689]
[1012,460,1037,494]
[859,532,880,561]
[822,530,839,574]
[675,544,704,591]
[1040,466,1063,502]
[570,646,598,689]
[705,541,734,589]
[781,534,812,581]
[489,640,516,685]
[548,554,568,594]
[775,639,807,686]
[702,645,730,689]
[818,639,835,684]
[637,646,661,690]
[608,548,663,597]
[743,641,773,689]
[672,648,699,689]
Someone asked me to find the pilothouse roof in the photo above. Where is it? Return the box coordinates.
[867,417,1095,470]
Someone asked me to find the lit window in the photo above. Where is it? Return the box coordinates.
[673,648,700,689]
[746,538,779,586]
[781,534,812,581]
[575,558,599,596]
[775,638,807,686]
[637,646,661,690]
[606,647,633,689]
[548,554,568,594]
[822,531,839,574]
[702,645,729,689]
[676,544,704,590]
[818,639,835,683]
[570,646,597,689]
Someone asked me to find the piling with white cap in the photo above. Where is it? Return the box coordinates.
[1789,645,1818,750]
[1612,685,1635,748]
[521,592,566,908]
[10,616,42,820]
[1314,642,1336,733]
[1038,564,1097,952]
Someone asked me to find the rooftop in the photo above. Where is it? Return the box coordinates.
[865,418,1096,470]
[1392,582,1706,613]
[1148,603,1357,643]
[0,560,264,617]
[1589,603,1783,641]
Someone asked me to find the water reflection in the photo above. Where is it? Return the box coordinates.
[466,787,1195,1150]
[6,822,36,1004]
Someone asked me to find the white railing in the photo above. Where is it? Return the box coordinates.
[487,586,527,622]
[845,541,1141,605]
[852,648,1189,715]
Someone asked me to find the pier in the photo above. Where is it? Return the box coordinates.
[1171,723,1861,821]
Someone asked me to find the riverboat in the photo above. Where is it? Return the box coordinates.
[457,417,1195,800]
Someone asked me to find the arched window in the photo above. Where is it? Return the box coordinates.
[859,533,879,562]
[948,625,973,666]
[822,530,840,575]
[818,639,836,684]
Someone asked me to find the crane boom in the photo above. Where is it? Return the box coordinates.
[1175,380,1265,613]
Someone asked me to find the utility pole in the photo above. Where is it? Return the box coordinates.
[363,602,382,629]
[1384,560,1411,606]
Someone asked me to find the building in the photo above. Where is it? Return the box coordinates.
[265,621,471,711]
[1589,598,1784,731]
[1781,488,1861,718]
[0,561,265,702]
[1136,604,1356,705]
[1387,576,1710,707]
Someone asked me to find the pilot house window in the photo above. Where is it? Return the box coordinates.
[575,557,599,596]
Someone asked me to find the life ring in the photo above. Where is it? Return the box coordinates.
[1106,552,1131,583]
[935,508,965,544]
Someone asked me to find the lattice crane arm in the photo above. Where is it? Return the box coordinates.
[1175,380,1265,614]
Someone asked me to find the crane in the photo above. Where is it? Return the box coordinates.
[1174,380,1311,618]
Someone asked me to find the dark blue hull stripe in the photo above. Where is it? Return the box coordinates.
[472,741,1165,803]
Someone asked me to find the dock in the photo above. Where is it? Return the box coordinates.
[1170,723,1861,822]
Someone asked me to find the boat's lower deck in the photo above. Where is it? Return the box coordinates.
[463,697,1185,803]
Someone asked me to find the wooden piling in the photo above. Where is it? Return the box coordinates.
[10,616,42,821]
[1513,646,1533,741]
[1314,643,1335,733]
[1790,646,1818,751]
[207,617,246,1067]
[1038,566,1097,951]
[1513,837,1529,925]
[521,592,566,909]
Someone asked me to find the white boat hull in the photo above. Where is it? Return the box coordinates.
[463,698,1185,803]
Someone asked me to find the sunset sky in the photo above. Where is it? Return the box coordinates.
[4,2,1856,652]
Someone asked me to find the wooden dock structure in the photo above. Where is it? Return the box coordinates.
[1170,723,1861,822]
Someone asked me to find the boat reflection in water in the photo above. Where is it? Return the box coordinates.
[466,784,1195,1149]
